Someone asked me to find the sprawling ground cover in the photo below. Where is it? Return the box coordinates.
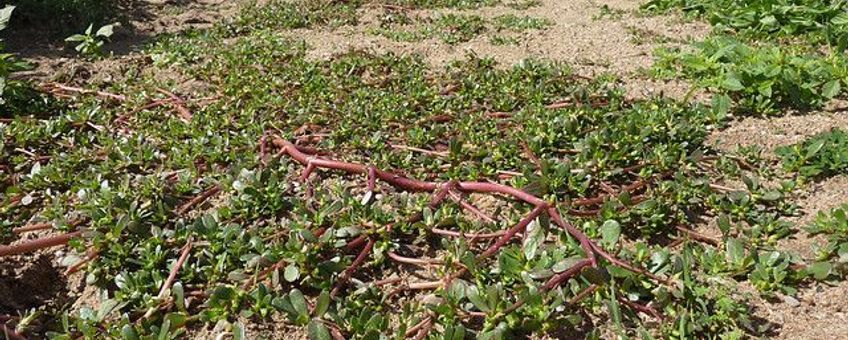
[1,0,847,339]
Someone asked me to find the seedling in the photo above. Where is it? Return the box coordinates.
[65,23,115,57]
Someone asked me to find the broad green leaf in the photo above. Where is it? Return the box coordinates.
[523,218,544,260]
[717,214,732,236]
[761,191,782,202]
[314,290,330,317]
[600,220,621,247]
[722,75,745,91]
[121,324,139,340]
[711,93,732,117]
[552,256,583,273]
[822,80,841,98]
[445,325,466,340]
[805,139,826,159]
[832,12,848,25]
[96,24,114,37]
[233,322,245,340]
[726,238,746,264]
[172,282,186,311]
[466,285,490,312]
[583,266,610,284]
[808,261,832,280]
[284,264,299,282]
[289,289,310,324]
[0,5,14,31]
[65,34,87,42]
[307,320,331,340]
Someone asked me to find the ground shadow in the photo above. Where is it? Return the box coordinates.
[0,0,213,61]
[0,253,69,313]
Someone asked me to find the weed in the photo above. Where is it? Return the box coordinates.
[492,14,552,32]
[489,35,520,46]
[0,0,830,338]
[653,36,848,114]
[642,0,848,48]
[3,0,119,35]
[776,128,848,179]
[65,23,115,58]
[504,0,542,10]
[0,5,33,109]
[807,204,848,277]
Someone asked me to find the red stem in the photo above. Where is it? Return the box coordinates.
[387,251,443,267]
[448,191,496,224]
[175,185,221,215]
[157,241,193,299]
[617,297,664,320]
[1,323,25,340]
[479,205,545,259]
[12,222,53,234]
[331,238,375,297]
[0,231,83,257]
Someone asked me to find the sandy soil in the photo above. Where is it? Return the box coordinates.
[280,0,708,99]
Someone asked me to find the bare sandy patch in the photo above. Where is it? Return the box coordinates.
[284,0,708,98]
[708,110,848,156]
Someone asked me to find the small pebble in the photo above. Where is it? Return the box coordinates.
[783,295,801,307]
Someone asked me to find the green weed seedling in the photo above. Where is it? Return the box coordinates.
[777,128,848,179]
[65,23,115,58]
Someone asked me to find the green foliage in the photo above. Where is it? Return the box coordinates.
[0,5,32,108]
[371,12,551,45]
[386,0,500,9]
[662,246,757,338]
[492,14,552,32]
[4,0,119,35]
[433,14,488,44]
[0,0,829,338]
[642,0,848,47]
[227,0,361,35]
[776,128,848,179]
[654,36,848,113]
[807,203,848,277]
[371,13,488,45]
[65,23,115,58]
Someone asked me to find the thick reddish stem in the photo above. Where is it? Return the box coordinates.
[157,241,193,299]
[617,297,664,320]
[242,258,287,290]
[448,191,496,224]
[259,134,269,166]
[175,185,221,215]
[675,225,720,246]
[271,136,670,298]
[0,231,83,257]
[500,259,592,315]
[1,323,25,340]
[479,205,545,259]
[331,238,375,297]
[44,83,126,101]
[431,228,507,241]
[155,88,192,122]
[344,235,368,252]
[65,249,100,275]
[404,317,432,338]
[589,242,668,284]
[548,207,597,267]
[366,167,377,193]
[543,259,593,291]
[12,222,52,234]
[387,251,443,267]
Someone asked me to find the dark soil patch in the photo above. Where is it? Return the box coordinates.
[0,253,69,313]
